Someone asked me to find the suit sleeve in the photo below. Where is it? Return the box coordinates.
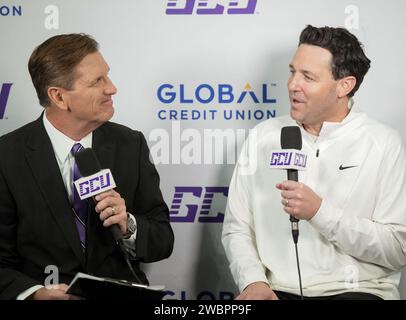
[0,163,41,299]
[132,132,174,262]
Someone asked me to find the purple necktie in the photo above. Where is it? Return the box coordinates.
[71,143,87,251]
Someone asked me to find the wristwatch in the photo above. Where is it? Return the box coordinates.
[123,212,137,239]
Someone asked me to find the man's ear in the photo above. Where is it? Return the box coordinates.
[47,87,69,110]
[337,76,356,98]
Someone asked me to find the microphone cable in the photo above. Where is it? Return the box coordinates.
[290,216,304,300]
[116,239,145,285]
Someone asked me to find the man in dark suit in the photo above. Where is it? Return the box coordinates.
[0,34,174,300]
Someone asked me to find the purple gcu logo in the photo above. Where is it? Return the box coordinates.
[270,152,292,166]
[166,0,257,15]
[294,153,307,168]
[78,172,112,197]
[169,186,228,222]
[0,83,13,119]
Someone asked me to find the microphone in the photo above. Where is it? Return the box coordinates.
[280,126,305,244]
[73,148,122,243]
[280,126,302,182]
[73,148,144,284]
[279,126,305,299]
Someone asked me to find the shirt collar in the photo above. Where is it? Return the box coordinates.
[43,111,93,164]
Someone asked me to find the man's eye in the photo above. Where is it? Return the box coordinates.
[92,78,102,86]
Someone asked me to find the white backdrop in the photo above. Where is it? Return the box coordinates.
[1,0,406,299]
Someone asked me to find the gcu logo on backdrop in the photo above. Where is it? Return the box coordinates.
[169,186,228,222]
[166,0,257,15]
[0,83,13,119]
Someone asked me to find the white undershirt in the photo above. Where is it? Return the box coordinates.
[43,111,93,201]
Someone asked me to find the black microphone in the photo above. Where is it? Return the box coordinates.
[281,126,302,181]
[74,148,122,243]
[74,148,144,285]
[280,126,302,243]
[280,126,304,298]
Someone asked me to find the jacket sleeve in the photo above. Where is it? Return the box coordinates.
[221,131,269,292]
[132,132,174,263]
[0,164,41,299]
[309,132,406,271]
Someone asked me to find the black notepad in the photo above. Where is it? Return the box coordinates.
[66,272,166,300]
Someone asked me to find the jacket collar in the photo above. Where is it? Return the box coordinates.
[25,114,86,266]
[24,115,119,268]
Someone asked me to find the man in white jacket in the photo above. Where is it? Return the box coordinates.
[222,25,406,300]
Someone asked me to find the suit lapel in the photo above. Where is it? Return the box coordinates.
[25,116,86,267]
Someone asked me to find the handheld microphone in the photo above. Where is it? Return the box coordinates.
[73,148,122,243]
[74,148,144,284]
[279,126,304,299]
[280,126,303,243]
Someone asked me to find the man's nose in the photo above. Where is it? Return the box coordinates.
[287,74,300,91]
[104,77,117,95]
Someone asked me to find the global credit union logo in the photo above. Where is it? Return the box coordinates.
[0,83,13,119]
[0,5,22,16]
[158,83,275,104]
[163,289,235,300]
[156,82,277,121]
[166,0,257,15]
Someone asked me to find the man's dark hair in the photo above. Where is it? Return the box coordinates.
[28,33,99,107]
[299,25,371,97]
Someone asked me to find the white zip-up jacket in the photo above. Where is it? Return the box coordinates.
[222,108,406,299]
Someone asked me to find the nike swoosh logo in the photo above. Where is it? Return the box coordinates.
[339,165,358,170]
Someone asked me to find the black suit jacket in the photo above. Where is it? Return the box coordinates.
[0,115,174,299]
